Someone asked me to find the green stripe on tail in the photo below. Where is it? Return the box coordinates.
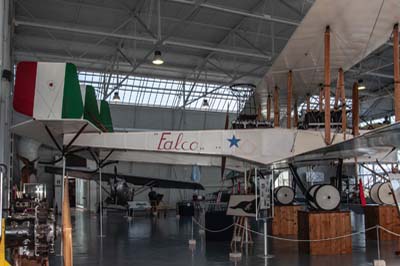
[83,85,102,127]
[99,100,113,132]
[62,63,84,118]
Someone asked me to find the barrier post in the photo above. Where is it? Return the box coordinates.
[264,220,267,257]
[189,217,196,246]
[99,167,105,238]
[374,226,386,266]
[377,226,381,260]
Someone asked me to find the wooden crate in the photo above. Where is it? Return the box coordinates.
[298,210,352,255]
[364,205,400,241]
[271,205,302,236]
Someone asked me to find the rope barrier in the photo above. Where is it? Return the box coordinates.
[378,225,400,237]
[191,218,400,242]
[234,223,377,242]
[192,217,235,233]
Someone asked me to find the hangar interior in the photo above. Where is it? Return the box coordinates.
[1,0,400,265]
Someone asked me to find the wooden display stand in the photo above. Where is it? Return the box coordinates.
[271,205,302,236]
[364,205,400,241]
[298,210,352,255]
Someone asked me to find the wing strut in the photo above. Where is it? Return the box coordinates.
[44,122,91,260]
[88,149,116,238]
[335,159,343,196]
[359,164,389,182]
[288,163,313,202]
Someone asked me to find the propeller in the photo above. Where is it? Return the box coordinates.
[114,165,118,178]
[18,154,39,184]
[112,165,119,195]
[18,154,39,169]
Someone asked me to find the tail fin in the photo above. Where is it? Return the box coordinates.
[13,61,84,120]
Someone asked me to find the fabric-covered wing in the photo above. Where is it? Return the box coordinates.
[256,0,400,106]
[45,165,204,190]
[288,122,400,163]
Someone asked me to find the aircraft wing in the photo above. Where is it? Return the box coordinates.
[257,0,400,104]
[44,165,204,190]
[286,122,400,165]
[11,119,101,149]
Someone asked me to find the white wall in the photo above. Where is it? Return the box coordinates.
[109,103,233,131]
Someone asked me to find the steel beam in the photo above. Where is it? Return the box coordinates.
[30,0,290,42]
[39,0,300,26]
[393,24,400,121]
[14,50,261,82]
[181,0,270,107]
[14,20,155,43]
[164,40,271,59]
[14,20,271,60]
[165,0,300,26]
[183,65,267,106]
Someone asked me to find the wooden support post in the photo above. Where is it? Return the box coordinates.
[334,77,340,111]
[352,82,360,136]
[274,86,279,127]
[294,99,298,128]
[324,26,331,145]
[338,68,346,139]
[306,94,311,113]
[287,70,293,128]
[63,178,73,266]
[394,24,400,122]
[319,87,323,112]
[267,95,271,121]
[257,105,262,121]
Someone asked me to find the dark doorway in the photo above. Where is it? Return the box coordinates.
[68,178,76,208]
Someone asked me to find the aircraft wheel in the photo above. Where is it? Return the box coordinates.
[314,184,341,211]
[370,183,383,204]
[377,182,395,205]
[307,184,321,210]
[274,186,295,205]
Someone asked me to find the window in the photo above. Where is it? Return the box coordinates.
[298,95,352,113]
[274,171,290,187]
[78,70,248,112]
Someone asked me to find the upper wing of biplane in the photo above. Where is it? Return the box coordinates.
[257,0,400,104]
[277,122,400,166]
[44,165,204,190]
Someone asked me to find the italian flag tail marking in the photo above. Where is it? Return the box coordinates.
[13,62,84,120]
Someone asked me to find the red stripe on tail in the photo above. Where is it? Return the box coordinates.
[359,179,366,206]
[13,62,37,117]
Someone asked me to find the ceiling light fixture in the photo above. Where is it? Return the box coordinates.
[202,98,210,108]
[152,50,164,65]
[113,91,121,102]
[358,79,366,90]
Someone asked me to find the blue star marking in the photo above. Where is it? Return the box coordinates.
[227,135,241,148]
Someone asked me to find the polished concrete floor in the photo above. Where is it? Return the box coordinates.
[50,210,400,266]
